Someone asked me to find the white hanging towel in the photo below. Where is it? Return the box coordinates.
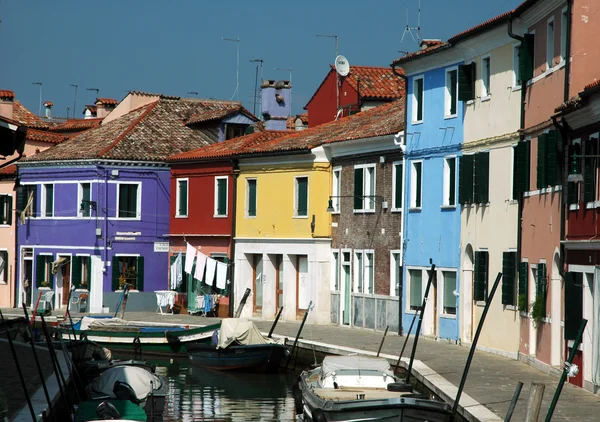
[170,257,177,290]
[175,253,183,287]
[185,243,196,274]
[194,252,207,281]
[216,261,228,290]
[204,257,217,286]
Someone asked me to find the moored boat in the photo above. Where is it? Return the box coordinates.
[59,316,220,355]
[187,318,289,372]
[296,355,451,422]
[74,399,147,422]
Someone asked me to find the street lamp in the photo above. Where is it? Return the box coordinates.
[274,67,292,117]
[32,82,42,116]
[223,38,240,102]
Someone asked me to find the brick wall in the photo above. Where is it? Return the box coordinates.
[332,149,404,295]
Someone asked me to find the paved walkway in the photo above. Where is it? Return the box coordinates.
[4,309,600,421]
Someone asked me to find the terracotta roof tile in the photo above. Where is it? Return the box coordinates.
[584,79,600,91]
[287,113,309,129]
[448,11,513,43]
[12,101,48,129]
[0,164,17,176]
[26,128,68,144]
[128,91,180,100]
[554,78,600,113]
[0,90,15,99]
[95,98,118,106]
[49,118,103,132]
[23,97,247,163]
[185,104,257,125]
[391,41,451,66]
[172,99,404,162]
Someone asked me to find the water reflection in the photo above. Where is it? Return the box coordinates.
[156,359,298,421]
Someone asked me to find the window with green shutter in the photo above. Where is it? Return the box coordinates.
[564,272,583,340]
[215,177,227,216]
[443,271,457,314]
[80,183,91,217]
[537,134,548,189]
[413,77,424,122]
[36,254,46,288]
[43,184,53,217]
[409,269,422,311]
[567,182,579,204]
[458,63,476,102]
[18,185,37,219]
[519,34,535,83]
[118,183,139,218]
[536,263,547,316]
[446,69,458,116]
[136,256,144,291]
[474,251,489,301]
[584,138,597,203]
[546,130,560,186]
[354,168,364,210]
[513,141,531,197]
[112,256,120,291]
[394,163,403,209]
[459,155,474,204]
[296,176,308,216]
[177,179,188,217]
[502,252,517,306]
[247,179,257,217]
[411,162,422,208]
[474,152,489,204]
[518,262,529,312]
[71,256,82,289]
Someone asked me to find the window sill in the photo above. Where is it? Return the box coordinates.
[505,305,518,311]
[569,204,580,211]
[110,217,142,221]
[466,100,474,106]
[293,215,309,219]
[476,301,486,307]
[520,311,529,318]
[391,208,402,213]
[0,224,10,228]
[175,215,188,219]
[245,215,257,219]
[512,85,522,92]
[440,205,457,210]
[411,120,423,126]
[508,199,519,205]
[408,207,422,212]
[330,211,340,215]
[480,95,491,102]
[585,201,600,209]
[444,114,457,120]
[213,215,228,218]
[441,313,457,319]
[353,209,376,214]
[406,309,419,315]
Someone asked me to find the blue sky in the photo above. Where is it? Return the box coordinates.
[1,0,521,118]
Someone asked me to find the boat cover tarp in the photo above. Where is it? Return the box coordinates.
[74,399,147,422]
[89,366,162,401]
[320,355,395,377]
[79,316,186,332]
[217,318,285,349]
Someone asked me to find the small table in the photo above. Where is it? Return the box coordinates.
[154,290,176,315]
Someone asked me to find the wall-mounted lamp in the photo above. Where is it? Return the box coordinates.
[568,154,585,183]
[326,195,386,213]
[80,199,97,212]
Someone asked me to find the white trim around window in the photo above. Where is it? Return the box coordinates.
[331,166,342,214]
[392,160,404,212]
[214,176,228,218]
[294,175,309,218]
[443,155,457,208]
[546,16,555,71]
[77,182,93,218]
[560,6,568,63]
[390,250,402,297]
[353,250,364,293]
[41,183,54,218]
[331,250,340,291]
[412,75,424,124]
[354,164,376,213]
[406,267,424,314]
[512,43,522,90]
[175,178,189,218]
[245,178,257,218]
[440,269,458,318]
[481,54,491,101]
[410,160,423,210]
[0,248,8,284]
[114,181,142,220]
[444,66,458,119]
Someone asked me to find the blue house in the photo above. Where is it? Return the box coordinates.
[392,40,463,340]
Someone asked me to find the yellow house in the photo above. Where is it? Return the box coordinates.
[235,152,332,324]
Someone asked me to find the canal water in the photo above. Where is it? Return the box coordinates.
[150,358,300,421]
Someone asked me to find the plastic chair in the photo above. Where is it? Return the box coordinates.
[71,293,88,313]
[38,291,54,313]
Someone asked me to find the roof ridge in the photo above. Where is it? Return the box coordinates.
[97,101,159,157]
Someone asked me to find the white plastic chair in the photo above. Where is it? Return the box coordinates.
[38,291,55,313]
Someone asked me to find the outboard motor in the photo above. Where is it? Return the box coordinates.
[95,400,121,420]
[113,380,139,403]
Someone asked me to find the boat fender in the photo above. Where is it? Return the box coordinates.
[387,382,412,392]
[166,331,181,344]
[313,409,328,422]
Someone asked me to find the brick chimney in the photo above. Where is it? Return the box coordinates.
[95,98,118,119]
[260,80,291,131]
[0,90,15,120]
[44,101,53,119]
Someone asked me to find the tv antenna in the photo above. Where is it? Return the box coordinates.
[400,0,421,47]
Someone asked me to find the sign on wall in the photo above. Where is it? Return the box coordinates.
[154,242,169,253]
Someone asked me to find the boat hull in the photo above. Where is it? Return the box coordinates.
[187,343,290,373]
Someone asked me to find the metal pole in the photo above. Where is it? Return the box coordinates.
[268,306,284,338]
[451,272,503,418]
[0,309,37,421]
[69,84,78,119]
[33,82,42,117]
[406,263,435,384]
[234,288,251,318]
[544,318,588,422]
[395,309,419,373]
[22,304,56,422]
[376,326,389,357]
[253,65,258,115]
[40,315,72,414]
[285,301,313,370]
[223,38,240,102]
[504,381,524,422]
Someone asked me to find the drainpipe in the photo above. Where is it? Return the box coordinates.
[391,63,408,336]
[229,159,239,317]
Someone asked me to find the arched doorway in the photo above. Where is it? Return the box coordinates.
[462,244,474,343]
[551,250,562,366]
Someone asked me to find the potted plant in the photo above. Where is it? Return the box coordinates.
[518,293,528,313]
[40,280,50,288]
[530,295,545,329]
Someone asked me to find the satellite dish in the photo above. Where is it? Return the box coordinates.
[335,55,350,77]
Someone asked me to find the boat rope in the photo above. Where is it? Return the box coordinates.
[133,335,142,359]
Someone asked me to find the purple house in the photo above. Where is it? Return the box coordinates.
[15,92,256,312]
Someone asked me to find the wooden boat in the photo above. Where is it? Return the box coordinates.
[81,359,156,381]
[87,366,165,417]
[187,318,290,372]
[59,316,219,355]
[74,399,147,422]
[296,355,451,422]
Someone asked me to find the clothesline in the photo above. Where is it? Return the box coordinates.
[169,241,230,290]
